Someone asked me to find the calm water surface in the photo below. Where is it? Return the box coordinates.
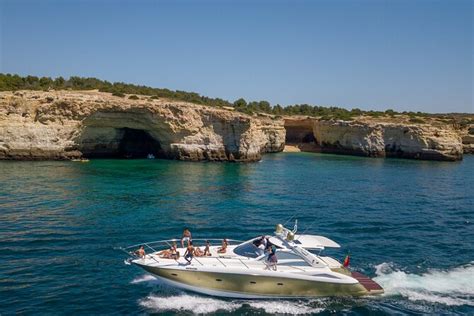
[1,153,473,315]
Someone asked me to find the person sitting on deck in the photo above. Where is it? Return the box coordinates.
[158,242,177,259]
[203,240,212,256]
[217,238,228,254]
[181,228,192,248]
[194,246,204,257]
[170,243,180,260]
[135,245,146,258]
[265,246,278,271]
[253,236,267,255]
[184,241,195,264]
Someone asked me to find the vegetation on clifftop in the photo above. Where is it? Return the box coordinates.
[0,73,469,123]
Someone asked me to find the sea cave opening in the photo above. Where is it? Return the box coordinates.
[118,128,162,158]
[284,125,316,144]
[80,127,164,159]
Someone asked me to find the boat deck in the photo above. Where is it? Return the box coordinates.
[350,271,384,294]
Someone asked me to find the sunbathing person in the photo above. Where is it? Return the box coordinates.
[217,238,228,254]
[203,240,212,256]
[194,246,204,257]
[170,245,179,260]
[158,243,177,259]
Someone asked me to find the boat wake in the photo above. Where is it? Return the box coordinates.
[373,262,474,306]
[132,274,324,314]
[131,262,474,315]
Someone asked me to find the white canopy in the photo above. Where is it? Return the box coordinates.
[269,234,340,249]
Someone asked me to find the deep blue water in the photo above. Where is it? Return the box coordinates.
[1,153,473,315]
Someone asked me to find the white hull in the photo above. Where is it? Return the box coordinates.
[153,274,304,299]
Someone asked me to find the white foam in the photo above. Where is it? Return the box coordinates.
[248,300,323,314]
[374,262,474,306]
[130,274,158,284]
[139,295,325,314]
[139,294,241,314]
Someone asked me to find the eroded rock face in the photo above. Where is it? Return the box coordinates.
[313,120,463,161]
[459,125,474,154]
[0,90,464,162]
[0,91,285,161]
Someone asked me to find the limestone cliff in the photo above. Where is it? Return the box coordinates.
[284,117,463,161]
[0,90,285,161]
[0,90,465,162]
[313,120,463,161]
[459,125,474,154]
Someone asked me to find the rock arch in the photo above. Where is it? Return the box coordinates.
[76,110,176,159]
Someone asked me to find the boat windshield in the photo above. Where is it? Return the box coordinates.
[233,241,261,258]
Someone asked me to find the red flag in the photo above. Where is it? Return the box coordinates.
[343,254,350,267]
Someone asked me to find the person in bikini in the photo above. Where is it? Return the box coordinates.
[194,245,204,257]
[158,242,177,259]
[217,238,228,254]
[170,243,179,260]
[203,240,212,256]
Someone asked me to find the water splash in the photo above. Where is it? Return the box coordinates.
[139,294,324,314]
[374,262,474,306]
[130,274,158,284]
[247,300,323,314]
[139,294,241,314]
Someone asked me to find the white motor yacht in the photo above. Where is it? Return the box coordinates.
[122,222,383,298]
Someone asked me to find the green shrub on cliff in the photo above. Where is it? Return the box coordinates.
[128,95,139,100]
[0,73,437,119]
[409,117,425,124]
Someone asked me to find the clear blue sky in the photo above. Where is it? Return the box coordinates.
[1,0,472,113]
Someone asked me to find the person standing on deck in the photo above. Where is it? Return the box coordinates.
[184,241,195,264]
[181,228,192,247]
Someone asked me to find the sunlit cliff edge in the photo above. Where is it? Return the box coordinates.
[0,90,471,162]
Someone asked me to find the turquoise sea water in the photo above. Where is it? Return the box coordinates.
[1,153,473,315]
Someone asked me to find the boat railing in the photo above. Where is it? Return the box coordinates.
[120,238,244,259]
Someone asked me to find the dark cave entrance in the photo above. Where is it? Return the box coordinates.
[79,127,164,159]
[117,128,162,159]
[284,126,316,144]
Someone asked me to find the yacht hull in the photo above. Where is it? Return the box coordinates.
[138,265,372,298]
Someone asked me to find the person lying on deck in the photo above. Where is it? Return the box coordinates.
[158,242,178,259]
[203,240,212,256]
[217,238,228,254]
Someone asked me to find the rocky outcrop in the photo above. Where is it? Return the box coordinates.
[313,120,463,161]
[283,117,463,161]
[0,90,285,161]
[0,90,465,162]
[459,125,474,154]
